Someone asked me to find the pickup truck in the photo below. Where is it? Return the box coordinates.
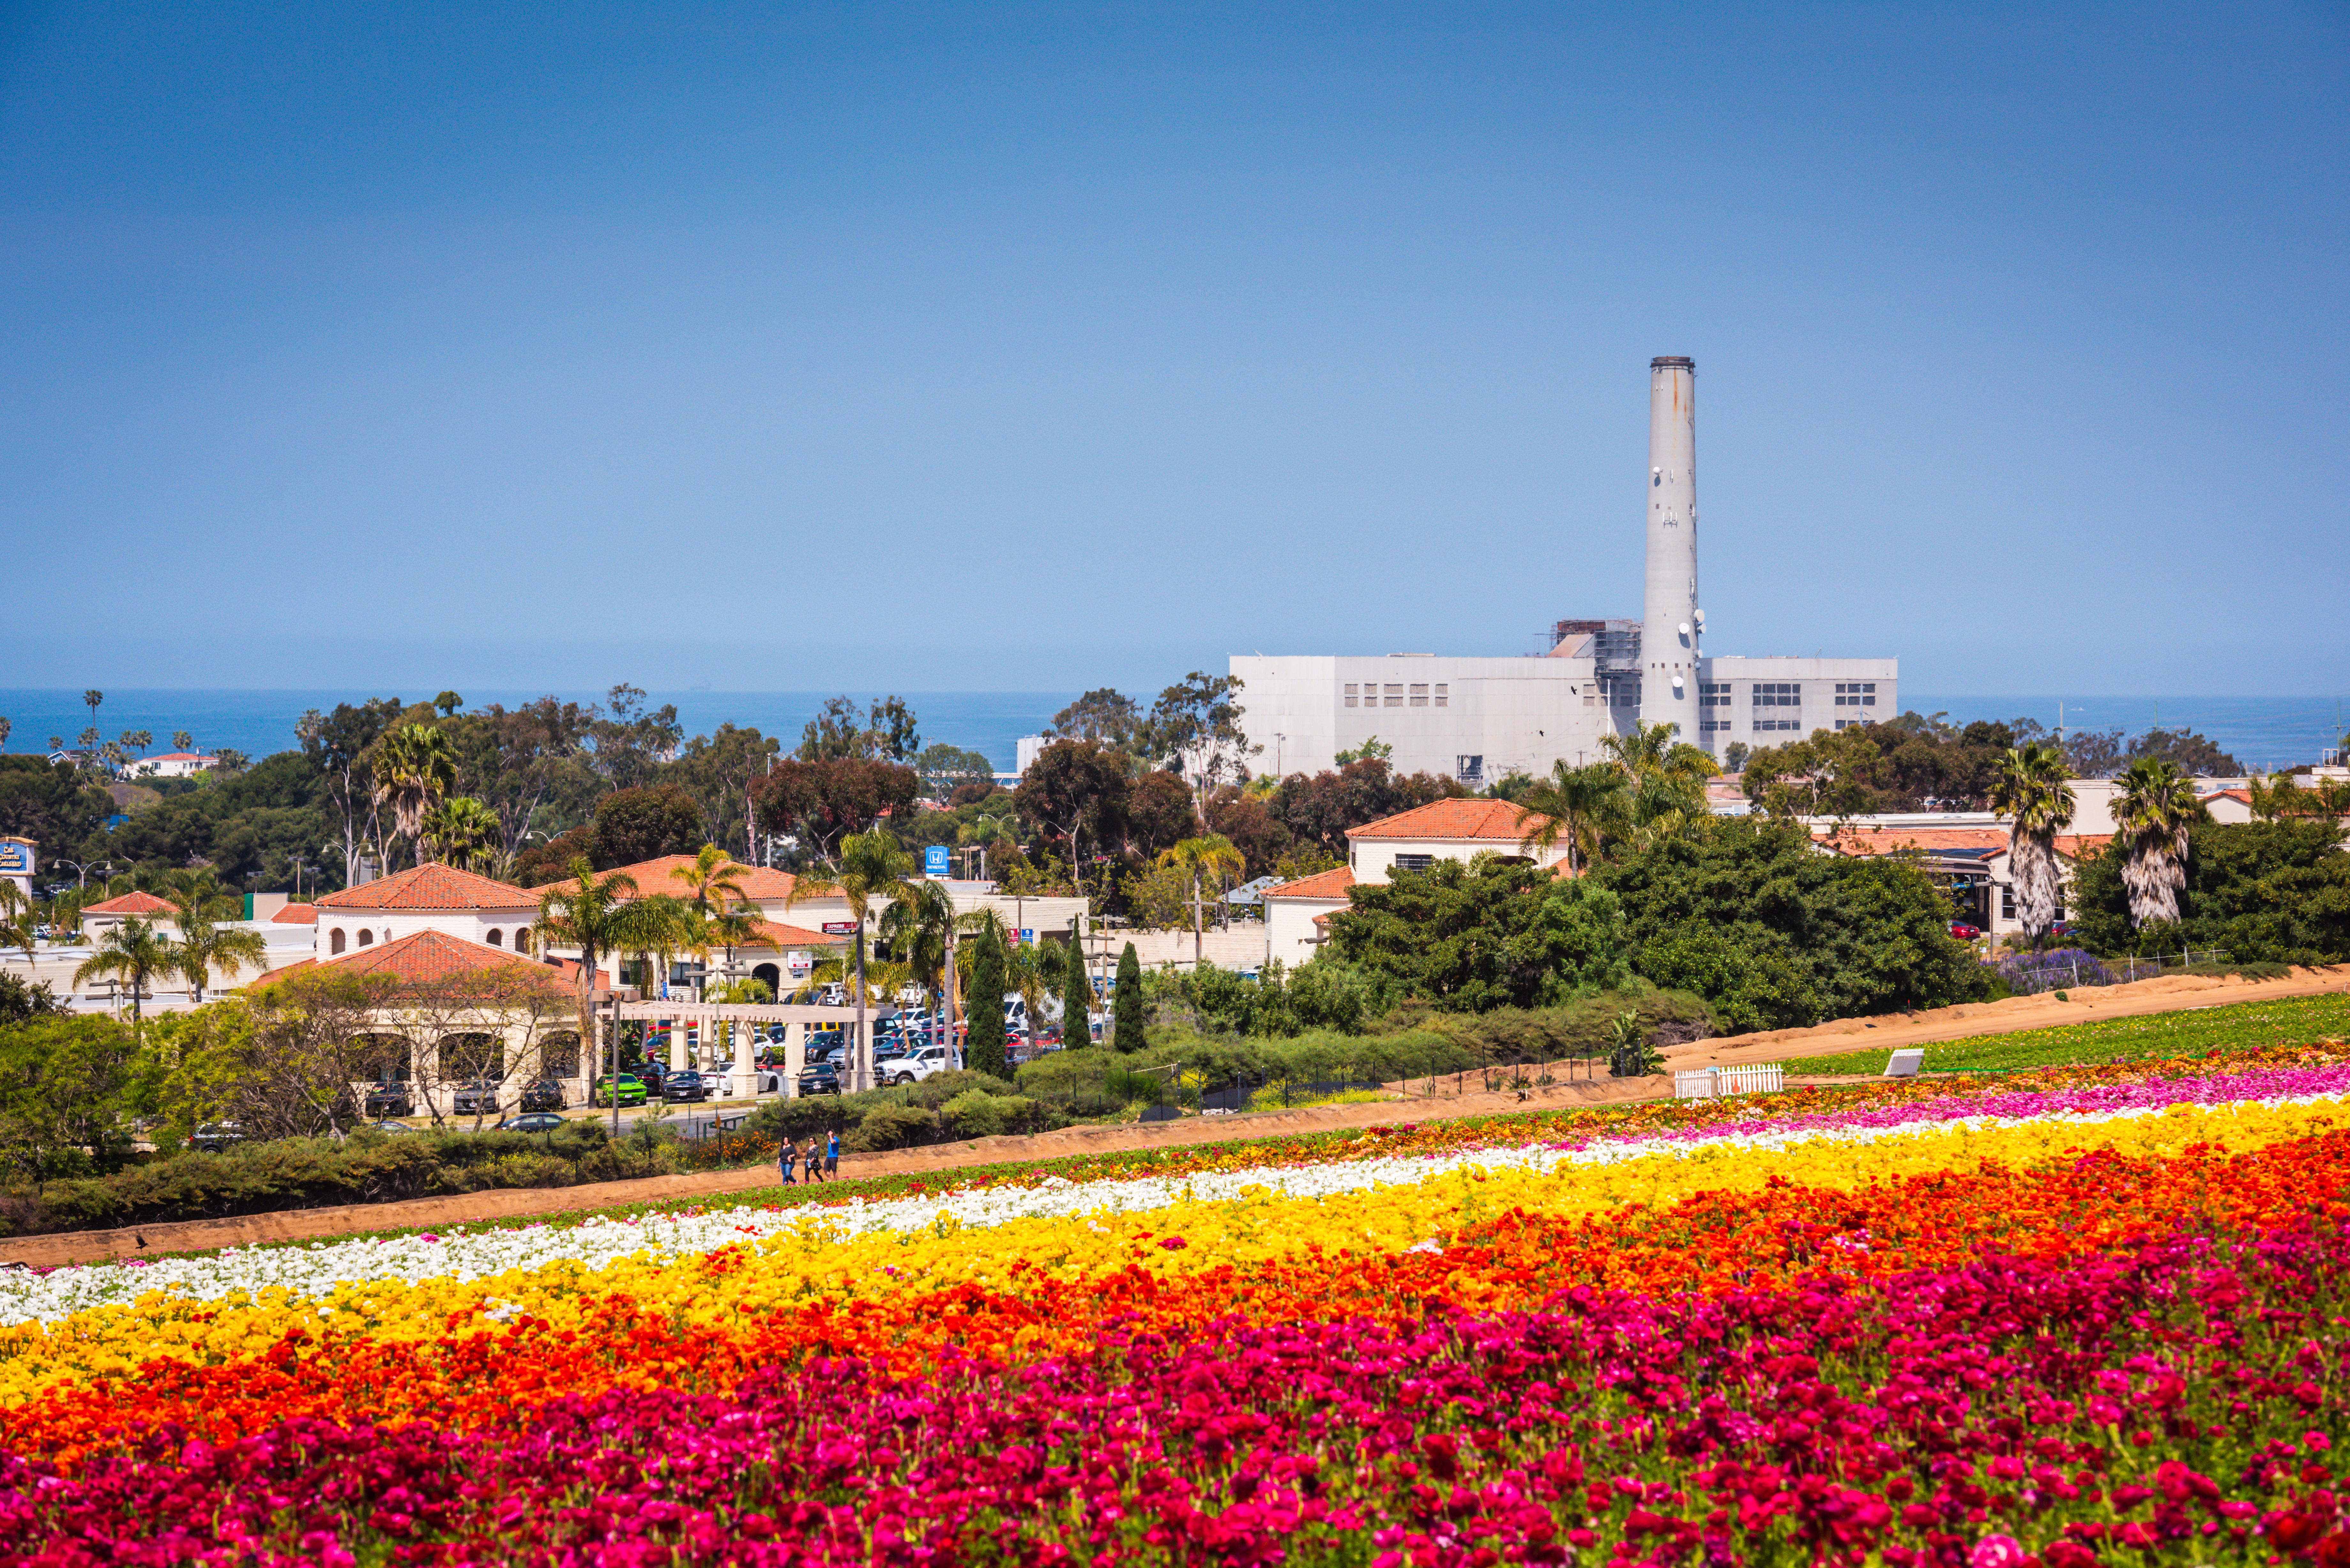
[878,1044,957,1087]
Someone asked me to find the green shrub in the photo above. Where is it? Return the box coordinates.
[846,1103,937,1153]
[939,1090,1036,1140]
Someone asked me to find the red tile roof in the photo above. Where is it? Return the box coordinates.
[315,863,537,911]
[1262,866,1357,901]
[1812,826,2011,857]
[528,855,803,904]
[271,902,318,924]
[2054,833,2116,858]
[82,889,176,916]
[1346,798,1557,843]
[248,929,602,992]
[2202,789,2252,806]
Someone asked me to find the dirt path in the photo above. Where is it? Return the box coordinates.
[12,964,2343,1270]
[1660,963,2350,1071]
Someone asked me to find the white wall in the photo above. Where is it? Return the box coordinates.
[1263,897,1344,967]
[316,905,539,959]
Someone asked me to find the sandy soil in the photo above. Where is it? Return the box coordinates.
[9,964,2342,1270]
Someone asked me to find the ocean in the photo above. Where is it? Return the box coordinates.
[0,689,2342,776]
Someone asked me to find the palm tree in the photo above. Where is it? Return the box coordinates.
[1990,741,2076,951]
[1513,759,1628,872]
[788,828,919,1093]
[371,723,459,871]
[534,862,665,1099]
[669,843,761,1000]
[1159,833,1246,966]
[171,896,268,1004]
[2113,757,2206,931]
[0,881,36,961]
[421,796,503,873]
[172,730,193,753]
[74,916,176,1038]
[1599,721,1718,847]
[879,877,955,1006]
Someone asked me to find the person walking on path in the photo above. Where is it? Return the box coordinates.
[805,1137,824,1184]
[778,1137,798,1187]
[825,1128,841,1180]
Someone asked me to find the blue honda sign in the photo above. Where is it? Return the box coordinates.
[924,844,950,878]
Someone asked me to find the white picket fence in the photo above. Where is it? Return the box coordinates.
[1673,1063,1786,1101]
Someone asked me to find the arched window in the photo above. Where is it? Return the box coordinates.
[330,928,346,955]
[358,929,374,948]
[486,928,503,947]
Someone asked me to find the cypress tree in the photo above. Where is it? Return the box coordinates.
[1063,917,1094,1047]
[967,925,1009,1081]
[1114,941,1145,1053]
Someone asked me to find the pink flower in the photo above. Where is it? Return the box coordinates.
[1158,1236,1188,1250]
[1971,1535,2028,1568]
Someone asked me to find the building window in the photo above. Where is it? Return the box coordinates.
[330,927,346,955]
[357,929,374,947]
[1393,853,1434,872]
[1754,719,1801,732]
[1344,683,1360,708]
[1384,684,1404,707]
[1752,682,1801,708]
[1834,682,1878,707]
[1434,683,1448,707]
[1456,755,1483,782]
[1700,719,1732,733]
[1409,684,1429,707]
[487,928,503,947]
[1699,682,1732,708]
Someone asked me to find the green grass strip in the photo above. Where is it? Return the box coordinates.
[1773,991,2350,1077]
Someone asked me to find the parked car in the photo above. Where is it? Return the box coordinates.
[798,1062,843,1097]
[881,1044,958,1086]
[590,1074,648,1107]
[662,1068,709,1103]
[1949,922,1982,940]
[364,1084,414,1119]
[191,1121,245,1151]
[519,1079,566,1112]
[359,1119,414,1135]
[496,1112,567,1134]
[452,1079,504,1117]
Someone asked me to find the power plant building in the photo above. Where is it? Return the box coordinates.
[1230,358,1896,786]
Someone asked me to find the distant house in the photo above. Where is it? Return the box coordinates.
[1259,798,1568,967]
[78,888,178,940]
[127,752,220,779]
[1808,821,2114,940]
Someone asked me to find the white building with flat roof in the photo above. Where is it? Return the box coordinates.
[1230,358,1895,786]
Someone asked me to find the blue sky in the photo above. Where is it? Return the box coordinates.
[2,2,2342,695]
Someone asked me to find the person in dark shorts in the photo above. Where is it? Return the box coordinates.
[778,1137,798,1186]
[825,1128,841,1179]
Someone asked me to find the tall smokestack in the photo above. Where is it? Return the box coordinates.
[1639,355,1700,743]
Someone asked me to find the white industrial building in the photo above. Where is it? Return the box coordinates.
[1231,358,1897,785]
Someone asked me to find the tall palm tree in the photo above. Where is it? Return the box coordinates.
[880,877,954,1002]
[74,916,176,1039]
[788,829,918,1093]
[2113,758,2206,930]
[669,843,761,1002]
[421,796,504,874]
[1513,759,1628,872]
[1599,720,1718,846]
[0,881,36,961]
[1991,742,2076,951]
[171,901,268,1004]
[534,862,664,1098]
[1159,834,1246,966]
[371,723,459,871]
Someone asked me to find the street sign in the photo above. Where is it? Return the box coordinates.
[924,845,950,878]
[821,921,859,936]
[1019,928,1035,945]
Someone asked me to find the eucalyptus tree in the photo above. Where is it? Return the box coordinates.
[2113,758,2207,930]
[1991,741,2076,951]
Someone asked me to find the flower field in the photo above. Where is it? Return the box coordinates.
[2,1040,2348,1564]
